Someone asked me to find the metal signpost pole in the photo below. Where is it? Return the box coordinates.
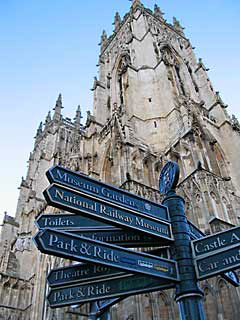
[89,302,110,320]
[96,303,111,320]
[160,161,206,320]
[98,310,111,320]
[89,302,98,320]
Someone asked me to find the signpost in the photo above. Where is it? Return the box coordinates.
[194,245,240,280]
[188,220,239,286]
[32,162,240,319]
[35,213,110,229]
[191,226,240,281]
[34,228,179,281]
[47,248,171,288]
[36,213,161,247]
[188,220,205,240]
[46,165,170,221]
[191,226,240,258]
[69,229,162,248]
[161,161,206,320]
[47,273,176,308]
[43,184,173,242]
[47,263,125,288]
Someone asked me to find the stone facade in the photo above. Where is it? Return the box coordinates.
[1,1,240,319]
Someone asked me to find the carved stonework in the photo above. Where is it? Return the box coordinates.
[118,50,131,75]
[231,114,240,133]
[160,45,178,66]
[154,4,165,21]
[13,236,31,253]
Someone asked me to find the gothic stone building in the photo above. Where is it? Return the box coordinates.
[1,1,240,319]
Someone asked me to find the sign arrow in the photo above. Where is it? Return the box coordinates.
[35,213,163,248]
[47,273,176,308]
[35,213,109,229]
[47,263,125,288]
[194,244,240,280]
[189,220,239,286]
[43,184,173,242]
[47,247,171,288]
[188,220,205,240]
[191,226,240,258]
[46,165,170,221]
[55,228,162,248]
[33,228,179,281]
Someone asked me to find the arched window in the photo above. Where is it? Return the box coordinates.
[218,280,234,319]
[203,286,218,320]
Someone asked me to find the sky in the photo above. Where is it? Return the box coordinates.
[0,0,239,224]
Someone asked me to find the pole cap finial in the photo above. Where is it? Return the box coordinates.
[159,161,180,195]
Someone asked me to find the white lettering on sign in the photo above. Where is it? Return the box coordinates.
[79,243,92,256]
[101,187,137,208]
[231,233,240,243]
[56,170,100,195]
[197,249,240,277]
[195,236,226,254]
[53,289,77,302]
[54,189,97,212]
[198,261,219,273]
[53,265,112,282]
[135,217,169,235]
[93,246,119,262]
[56,169,140,211]
[52,284,111,303]
[89,232,141,243]
[49,235,78,253]
[99,205,134,224]
[93,265,111,274]
[222,249,240,266]
[87,284,111,296]
[43,217,74,227]
[47,234,120,263]
[54,267,89,281]
[194,228,240,257]
[52,188,169,238]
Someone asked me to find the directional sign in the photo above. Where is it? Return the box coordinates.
[47,273,176,308]
[194,244,240,280]
[47,248,170,288]
[35,213,161,247]
[46,165,169,221]
[43,184,173,242]
[188,220,205,240]
[35,213,109,229]
[33,228,179,281]
[191,226,240,258]
[47,263,125,288]
[70,229,162,248]
[188,220,239,286]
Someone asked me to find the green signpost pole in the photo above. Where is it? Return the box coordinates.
[160,162,206,320]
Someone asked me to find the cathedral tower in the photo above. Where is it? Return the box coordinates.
[1,1,240,319]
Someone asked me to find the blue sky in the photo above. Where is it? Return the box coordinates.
[0,0,239,222]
